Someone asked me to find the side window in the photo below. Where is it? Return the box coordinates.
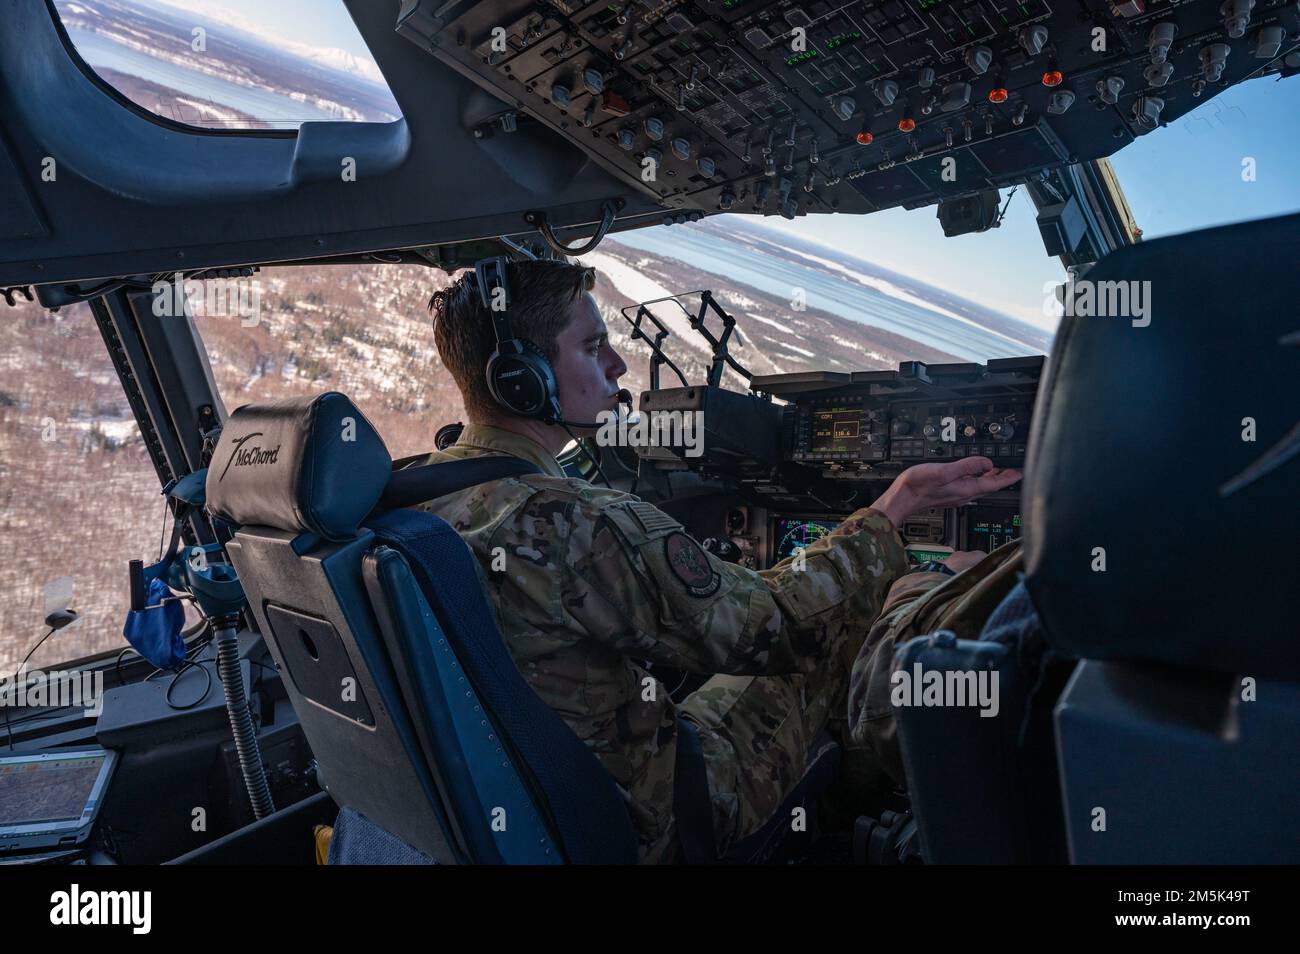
[0,300,163,670]
[52,0,401,130]
[192,264,463,460]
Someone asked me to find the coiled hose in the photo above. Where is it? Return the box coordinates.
[213,617,275,819]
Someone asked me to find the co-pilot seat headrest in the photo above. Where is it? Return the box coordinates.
[205,392,392,541]
[1022,212,1300,681]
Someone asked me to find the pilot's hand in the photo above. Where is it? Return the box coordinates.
[873,456,1022,530]
[941,549,988,573]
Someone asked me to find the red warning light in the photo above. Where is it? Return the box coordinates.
[988,87,1009,103]
[1042,70,1064,87]
[898,118,916,132]
[856,130,874,145]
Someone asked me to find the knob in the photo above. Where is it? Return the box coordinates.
[922,423,940,440]
[1221,0,1254,39]
[874,79,899,107]
[551,82,572,107]
[583,67,605,94]
[1131,95,1165,132]
[941,82,972,112]
[918,66,936,89]
[644,146,663,165]
[962,423,978,438]
[1255,25,1285,58]
[718,189,736,210]
[1148,22,1177,64]
[1200,43,1230,82]
[1144,61,1174,87]
[644,116,665,140]
[833,95,857,121]
[671,137,693,161]
[617,127,637,150]
[1097,76,1124,105]
[964,45,993,75]
[989,420,1014,440]
[1047,89,1076,114]
[1019,25,1048,56]
[697,155,716,177]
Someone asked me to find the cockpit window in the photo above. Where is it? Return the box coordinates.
[602,197,1057,370]
[1108,77,1300,240]
[193,265,460,461]
[0,300,164,671]
[52,0,401,130]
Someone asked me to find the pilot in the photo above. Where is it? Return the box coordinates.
[419,257,1021,862]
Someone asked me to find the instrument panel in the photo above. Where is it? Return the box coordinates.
[398,0,1300,224]
[765,354,1044,474]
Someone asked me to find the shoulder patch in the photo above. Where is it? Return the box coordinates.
[627,500,681,535]
[664,532,721,598]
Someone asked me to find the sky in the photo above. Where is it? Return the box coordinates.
[137,0,1300,329]
[151,0,377,60]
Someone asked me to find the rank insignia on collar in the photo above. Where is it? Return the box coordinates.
[664,532,721,598]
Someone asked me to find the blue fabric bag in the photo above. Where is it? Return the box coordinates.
[122,575,186,669]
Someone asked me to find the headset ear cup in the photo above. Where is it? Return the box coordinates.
[487,340,557,419]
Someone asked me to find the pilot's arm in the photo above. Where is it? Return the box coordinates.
[565,496,909,676]
[564,457,1020,677]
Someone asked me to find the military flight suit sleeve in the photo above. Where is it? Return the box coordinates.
[846,571,954,783]
[564,495,909,677]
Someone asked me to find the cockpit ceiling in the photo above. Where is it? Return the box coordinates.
[0,0,1295,287]
[401,0,1300,220]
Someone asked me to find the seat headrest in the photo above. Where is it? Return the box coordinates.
[1023,212,1300,680]
[206,393,392,541]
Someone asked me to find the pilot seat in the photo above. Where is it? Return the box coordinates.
[204,392,840,864]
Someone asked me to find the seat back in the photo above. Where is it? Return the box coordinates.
[893,587,1073,864]
[207,392,637,863]
[1019,212,1300,862]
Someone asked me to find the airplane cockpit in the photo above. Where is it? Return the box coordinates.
[0,0,1297,890]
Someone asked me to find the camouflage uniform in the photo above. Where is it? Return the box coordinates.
[417,423,909,862]
[846,540,1024,784]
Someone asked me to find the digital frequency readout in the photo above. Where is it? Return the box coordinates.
[811,408,861,451]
